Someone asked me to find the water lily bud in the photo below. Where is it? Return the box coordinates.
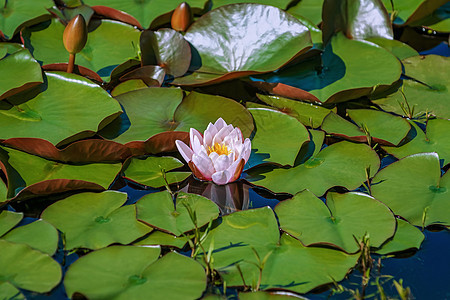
[175,118,251,185]
[63,14,87,55]
[171,2,193,32]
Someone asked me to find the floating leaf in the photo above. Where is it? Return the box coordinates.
[0,0,53,39]
[0,72,122,146]
[249,108,310,166]
[381,0,448,25]
[255,33,401,103]
[322,0,393,45]
[239,291,301,300]
[111,79,148,97]
[211,0,291,9]
[0,146,122,199]
[123,156,191,188]
[287,0,325,25]
[250,141,380,196]
[136,191,219,235]
[0,211,23,236]
[0,46,43,100]
[371,153,450,227]
[2,219,58,255]
[64,246,206,299]
[376,219,425,255]
[0,240,61,294]
[173,4,312,85]
[0,281,24,300]
[257,94,335,128]
[365,37,419,60]
[134,230,190,249]
[23,19,140,80]
[383,119,450,166]
[41,191,151,250]
[275,190,396,253]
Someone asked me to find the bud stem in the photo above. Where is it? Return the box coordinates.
[67,53,76,73]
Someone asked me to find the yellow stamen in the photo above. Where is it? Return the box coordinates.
[208,143,231,156]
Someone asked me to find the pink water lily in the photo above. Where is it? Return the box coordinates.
[175,118,251,185]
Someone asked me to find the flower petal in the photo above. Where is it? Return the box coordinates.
[204,123,218,146]
[214,118,227,131]
[212,170,231,185]
[190,128,203,148]
[192,135,204,155]
[192,152,215,179]
[213,154,232,172]
[175,140,193,163]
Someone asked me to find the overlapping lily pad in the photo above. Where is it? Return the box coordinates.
[371,153,450,227]
[136,191,219,235]
[172,4,312,85]
[287,0,324,25]
[100,88,254,143]
[23,19,140,80]
[0,0,53,39]
[257,94,335,128]
[134,230,190,249]
[249,108,310,166]
[0,240,61,295]
[275,190,396,253]
[0,72,122,146]
[123,156,191,188]
[64,246,206,299]
[255,33,401,103]
[41,191,151,250]
[365,37,419,60]
[0,211,58,255]
[0,146,122,200]
[376,219,424,255]
[0,45,43,100]
[381,0,448,25]
[250,141,380,196]
[383,119,450,166]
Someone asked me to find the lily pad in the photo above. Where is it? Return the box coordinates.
[383,119,450,166]
[0,72,122,146]
[376,219,425,255]
[371,153,450,227]
[257,94,335,128]
[239,291,301,300]
[0,0,53,39]
[275,190,396,253]
[0,46,43,100]
[381,0,448,25]
[287,0,325,25]
[2,219,58,255]
[250,141,380,196]
[172,3,312,85]
[322,0,393,45]
[134,230,190,249]
[23,18,140,80]
[111,79,148,97]
[0,281,25,300]
[249,108,310,166]
[124,156,191,188]
[0,146,122,199]
[0,240,61,294]
[211,0,291,9]
[0,211,23,236]
[255,33,401,103]
[64,246,206,299]
[365,37,419,60]
[41,191,151,250]
[136,191,219,235]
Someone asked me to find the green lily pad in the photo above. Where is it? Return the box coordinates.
[82,0,207,28]
[287,0,324,25]
[136,191,219,235]
[2,219,58,255]
[111,79,148,97]
[64,246,206,299]
[0,178,6,204]
[249,108,310,166]
[371,153,450,227]
[140,29,191,77]
[0,46,43,100]
[371,55,449,119]
[0,281,25,300]
[381,0,447,25]
[173,4,312,85]
[134,230,190,249]
[123,156,191,188]
[376,219,425,255]
[250,141,380,196]
[23,18,140,80]
[0,71,122,146]
[365,37,419,60]
[211,0,291,9]
[0,146,122,199]
[239,291,301,300]
[41,191,151,250]
[257,94,335,128]
[322,0,393,45]
[0,240,61,294]
[0,211,23,236]
[275,190,396,253]
[255,33,401,103]
[383,119,450,166]
[0,0,53,39]
[321,111,363,137]
[100,88,254,143]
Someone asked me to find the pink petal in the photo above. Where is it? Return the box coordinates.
[214,118,227,131]
[242,138,251,162]
[213,154,232,172]
[204,123,218,146]
[192,135,204,155]
[189,128,203,148]
[192,152,215,179]
[212,170,231,185]
[175,140,193,163]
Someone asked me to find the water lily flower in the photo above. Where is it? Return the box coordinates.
[175,118,251,185]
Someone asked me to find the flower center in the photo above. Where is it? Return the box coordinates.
[208,143,231,156]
